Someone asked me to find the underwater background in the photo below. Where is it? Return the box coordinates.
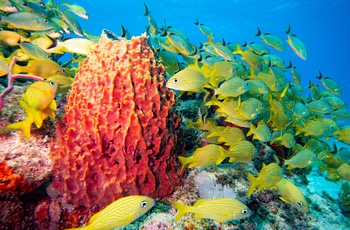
[78,0,350,124]
[1,0,350,229]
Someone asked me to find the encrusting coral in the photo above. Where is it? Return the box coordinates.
[49,32,185,209]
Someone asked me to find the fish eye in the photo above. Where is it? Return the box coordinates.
[242,209,249,214]
[44,19,48,23]
[298,201,304,207]
[173,78,178,83]
[140,201,148,208]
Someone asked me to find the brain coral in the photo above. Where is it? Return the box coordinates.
[49,32,185,208]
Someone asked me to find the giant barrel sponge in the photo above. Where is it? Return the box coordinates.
[49,32,185,208]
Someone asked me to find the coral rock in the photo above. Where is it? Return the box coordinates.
[50,33,185,208]
[0,161,26,194]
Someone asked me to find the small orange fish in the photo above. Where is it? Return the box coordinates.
[6,80,58,139]
[13,59,67,79]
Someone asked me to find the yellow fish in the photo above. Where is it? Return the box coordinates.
[61,3,89,20]
[247,163,283,198]
[19,42,50,60]
[334,126,350,145]
[166,67,207,92]
[6,80,58,139]
[178,144,223,170]
[46,75,74,94]
[293,102,310,119]
[322,96,347,110]
[0,31,30,47]
[316,72,342,96]
[307,99,333,114]
[173,198,251,222]
[208,41,235,62]
[216,140,257,164]
[47,38,96,56]
[337,163,350,181]
[194,19,215,43]
[207,126,246,146]
[332,108,350,120]
[272,131,296,148]
[13,59,67,79]
[247,120,272,142]
[186,115,215,131]
[295,118,338,137]
[242,41,269,55]
[0,59,8,76]
[283,149,315,170]
[246,79,269,95]
[233,45,263,70]
[58,10,83,36]
[274,178,309,212]
[255,28,286,51]
[291,66,301,85]
[143,2,158,35]
[238,97,265,120]
[285,25,308,60]
[66,196,154,230]
[158,50,180,72]
[165,34,196,56]
[0,12,54,31]
[214,77,249,99]
[0,0,18,12]
[206,61,237,87]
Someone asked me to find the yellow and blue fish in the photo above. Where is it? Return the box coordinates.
[66,195,155,230]
[173,198,251,222]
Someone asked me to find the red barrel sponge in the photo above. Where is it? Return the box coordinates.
[50,33,185,208]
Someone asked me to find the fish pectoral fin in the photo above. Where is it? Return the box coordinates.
[31,109,44,128]
[49,99,57,110]
[279,196,291,205]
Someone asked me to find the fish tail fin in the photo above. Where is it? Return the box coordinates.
[194,18,199,25]
[316,71,323,80]
[233,44,243,55]
[246,122,256,138]
[143,2,150,16]
[178,156,189,171]
[294,123,303,136]
[247,172,258,197]
[285,24,291,35]
[6,119,33,140]
[216,147,227,165]
[254,27,262,37]
[12,63,22,74]
[173,201,188,222]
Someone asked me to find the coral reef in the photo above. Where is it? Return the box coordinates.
[0,133,52,195]
[50,33,185,209]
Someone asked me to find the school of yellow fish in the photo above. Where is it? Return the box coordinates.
[0,0,96,138]
[142,1,350,220]
[1,1,350,228]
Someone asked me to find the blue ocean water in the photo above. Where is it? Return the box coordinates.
[72,0,350,118]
